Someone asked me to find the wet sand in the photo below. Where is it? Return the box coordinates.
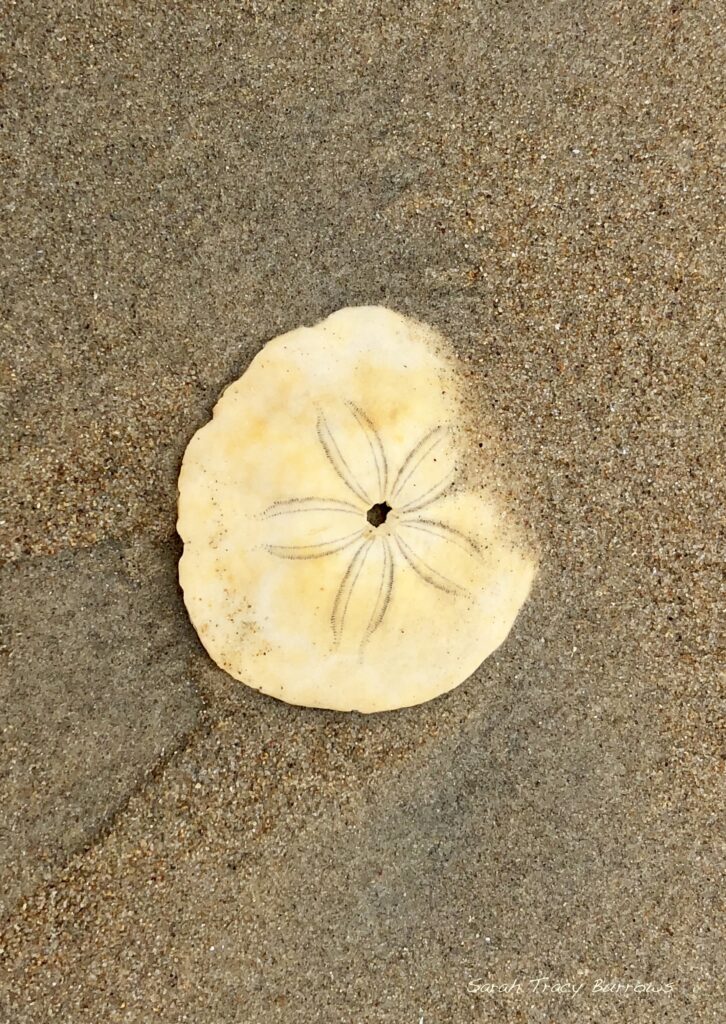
[1,2,723,1021]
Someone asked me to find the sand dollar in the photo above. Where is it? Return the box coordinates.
[178,306,537,712]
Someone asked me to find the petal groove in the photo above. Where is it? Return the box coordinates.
[266,528,365,560]
[347,401,389,501]
[331,538,374,642]
[365,535,395,640]
[390,427,448,505]
[399,517,482,558]
[316,411,372,504]
[262,497,364,518]
[397,470,456,514]
[393,533,463,595]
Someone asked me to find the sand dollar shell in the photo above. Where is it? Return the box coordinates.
[178,306,536,712]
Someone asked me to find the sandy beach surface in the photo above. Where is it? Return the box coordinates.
[1,2,723,1021]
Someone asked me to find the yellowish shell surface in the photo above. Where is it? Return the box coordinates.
[178,306,536,713]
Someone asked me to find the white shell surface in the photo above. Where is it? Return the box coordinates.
[178,306,536,712]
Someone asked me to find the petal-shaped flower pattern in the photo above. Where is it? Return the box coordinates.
[264,407,482,646]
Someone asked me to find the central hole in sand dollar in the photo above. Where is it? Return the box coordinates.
[367,501,391,528]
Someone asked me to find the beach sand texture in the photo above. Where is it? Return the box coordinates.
[1,2,722,1021]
